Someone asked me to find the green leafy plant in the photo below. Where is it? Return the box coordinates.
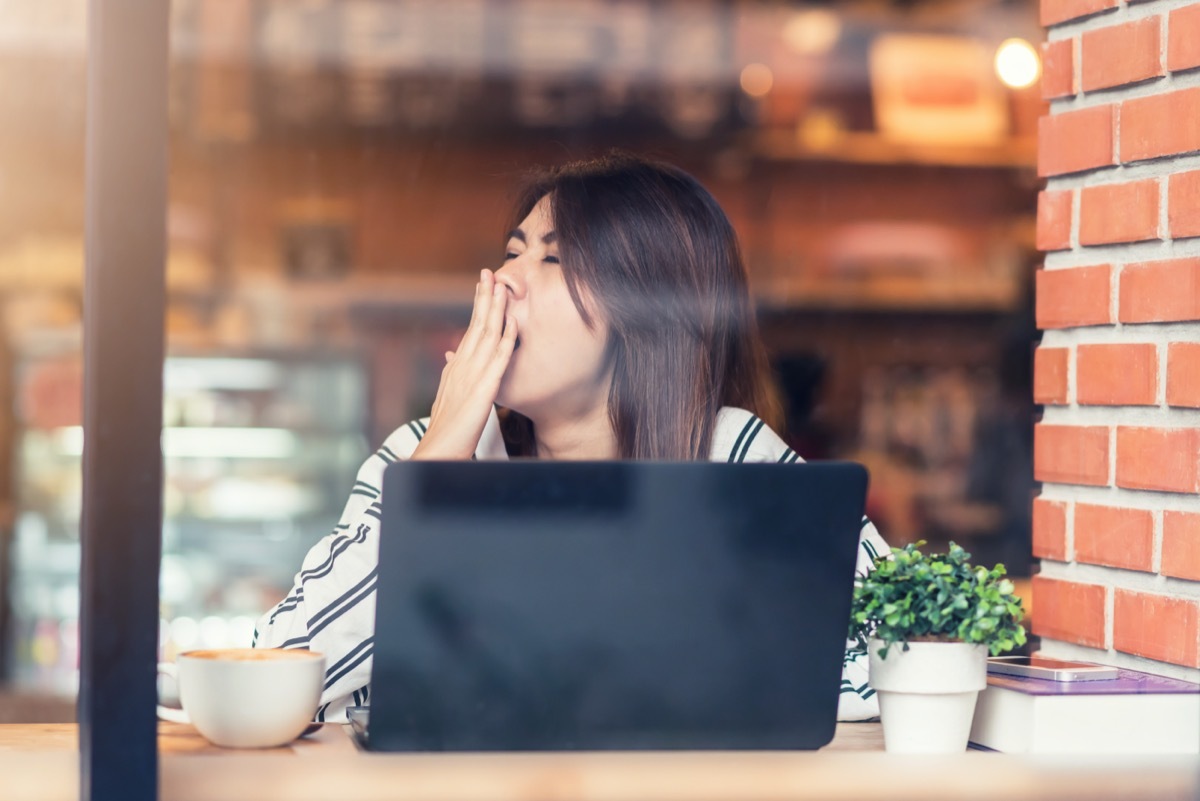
[849,541,1027,659]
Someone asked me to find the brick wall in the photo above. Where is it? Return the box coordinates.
[1033,0,1200,680]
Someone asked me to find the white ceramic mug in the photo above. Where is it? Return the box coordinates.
[157,648,326,748]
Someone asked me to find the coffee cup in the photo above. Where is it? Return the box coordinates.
[157,648,325,748]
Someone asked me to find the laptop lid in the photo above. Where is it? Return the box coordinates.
[368,460,867,752]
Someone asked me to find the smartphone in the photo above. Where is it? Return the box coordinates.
[987,656,1119,682]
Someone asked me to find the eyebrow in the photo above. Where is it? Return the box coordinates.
[507,229,557,245]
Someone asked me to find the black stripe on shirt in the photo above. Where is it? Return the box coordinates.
[416,419,427,434]
[406,421,425,442]
[323,635,374,685]
[316,702,330,723]
[308,567,378,628]
[364,505,382,521]
[353,480,380,495]
[840,681,874,700]
[776,448,795,463]
[862,539,880,563]
[308,573,379,639]
[279,635,311,649]
[268,593,304,625]
[378,445,399,463]
[299,530,357,580]
[299,525,370,582]
[324,639,375,691]
[736,419,765,463]
[726,416,757,463]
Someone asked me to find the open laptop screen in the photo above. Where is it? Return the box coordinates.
[369,461,867,751]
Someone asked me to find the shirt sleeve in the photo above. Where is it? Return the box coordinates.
[251,421,426,723]
[837,517,889,722]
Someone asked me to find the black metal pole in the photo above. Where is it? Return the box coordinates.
[80,0,170,799]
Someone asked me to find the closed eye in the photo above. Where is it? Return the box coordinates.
[544,255,560,264]
[504,252,518,260]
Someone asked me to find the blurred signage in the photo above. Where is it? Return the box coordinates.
[869,34,1008,146]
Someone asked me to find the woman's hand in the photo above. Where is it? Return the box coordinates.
[411,269,518,460]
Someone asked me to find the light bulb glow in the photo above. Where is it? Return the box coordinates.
[740,63,774,98]
[995,38,1040,89]
[783,10,842,56]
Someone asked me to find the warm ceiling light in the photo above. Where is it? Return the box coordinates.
[740,63,774,97]
[994,38,1040,89]
[783,9,842,56]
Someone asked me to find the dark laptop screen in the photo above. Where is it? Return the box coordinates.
[370,461,867,751]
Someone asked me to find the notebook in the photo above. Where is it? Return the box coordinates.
[360,460,869,752]
[969,666,1200,754]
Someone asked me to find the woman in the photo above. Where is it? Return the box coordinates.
[254,152,887,723]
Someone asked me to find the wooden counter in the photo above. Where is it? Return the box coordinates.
[1,722,1195,801]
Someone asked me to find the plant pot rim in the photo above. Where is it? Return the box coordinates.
[867,639,988,694]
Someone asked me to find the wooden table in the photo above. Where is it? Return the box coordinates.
[1,722,1195,801]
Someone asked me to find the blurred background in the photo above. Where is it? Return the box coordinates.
[0,0,1045,717]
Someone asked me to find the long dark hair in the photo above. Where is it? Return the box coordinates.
[500,152,781,459]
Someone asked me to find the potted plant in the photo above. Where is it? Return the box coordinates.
[849,541,1026,754]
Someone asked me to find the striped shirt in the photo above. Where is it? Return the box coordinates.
[253,406,888,723]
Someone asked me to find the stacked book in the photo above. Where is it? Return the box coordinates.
[969,666,1200,754]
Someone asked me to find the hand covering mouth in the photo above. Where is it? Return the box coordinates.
[502,317,521,350]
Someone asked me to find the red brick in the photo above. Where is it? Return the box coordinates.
[1076,343,1158,406]
[1119,258,1200,323]
[1113,589,1200,668]
[1167,342,1200,408]
[1036,265,1113,329]
[1032,497,1069,561]
[1121,87,1200,164]
[1169,169,1200,239]
[1032,576,1107,648]
[1163,511,1200,581]
[1167,5,1200,74]
[1034,347,1070,405]
[1074,503,1155,572]
[1115,426,1200,494]
[1081,18,1162,92]
[1037,190,1073,252]
[1038,105,1117,177]
[1042,39,1076,99]
[1034,424,1111,486]
[1041,0,1118,27]
[1079,180,1161,245]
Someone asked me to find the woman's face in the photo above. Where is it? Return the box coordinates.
[493,196,611,418]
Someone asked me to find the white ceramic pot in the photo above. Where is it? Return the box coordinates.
[868,639,987,754]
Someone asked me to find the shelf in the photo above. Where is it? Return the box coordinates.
[750,130,1038,170]
[754,278,1023,314]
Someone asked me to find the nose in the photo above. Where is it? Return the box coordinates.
[494,258,527,300]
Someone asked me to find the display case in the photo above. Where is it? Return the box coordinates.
[4,346,368,693]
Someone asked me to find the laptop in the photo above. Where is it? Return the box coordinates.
[355,460,868,752]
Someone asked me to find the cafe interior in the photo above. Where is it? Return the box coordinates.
[0,0,1043,702]
[0,0,1197,799]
